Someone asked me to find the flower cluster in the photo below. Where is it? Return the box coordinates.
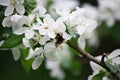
[0,0,120,80]
[0,0,97,71]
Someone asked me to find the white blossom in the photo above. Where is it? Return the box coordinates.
[98,0,120,27]
[37,14,56,38]
[0,0,25,16]
[82,4,99,20]
[26,41,59,70]
[46,60,65,80]
[88,49,120,80]
[46,43,72,80]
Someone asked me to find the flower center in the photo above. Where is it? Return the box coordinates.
[10,0,16,6]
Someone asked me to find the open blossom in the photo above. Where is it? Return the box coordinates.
[60,7,97,49]
[36,14,56,39]
[0,0,25,16]
[46,60,65,80]
[82,4,99,20]
[26,41,58,70]
[32,3,46,17]
[88,49,120,80]
[98,0,120,27]
[46,43,72,80]
[2,14,29,35]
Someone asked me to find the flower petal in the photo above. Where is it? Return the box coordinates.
[55,20,66,32]
[112,57,120,65]
[26,48,43,60]
[25,29,34,39]
[109,49,120,58]
[76,25,87,35]
[103,77,109,80]
[44,42,57,61]
[78,35,86,49]
[5,5,14,16]
[85,19,97,34]
[15,4,25,14]
[47,30,56,38]
[32,56,43,70]
[11,47,21,61]
[2,16,12,27]
[62,32,71,40]
[23,38,30,47]
[0,0,10,6]
[26,48,34,60]
[90,61,100,74]
[39,36,50,45]
[13,27,28,35]
[0,40,4,46]
[88,75,93,80]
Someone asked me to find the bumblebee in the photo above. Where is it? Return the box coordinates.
[55,33,65,47]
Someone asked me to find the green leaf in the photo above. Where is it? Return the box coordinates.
[92,72,105,80]
[24,0,36,14]
[20,48,33,74]
[105,61,119,73]
[0,34,24,48]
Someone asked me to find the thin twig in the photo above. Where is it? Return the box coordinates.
[66,40,120,80]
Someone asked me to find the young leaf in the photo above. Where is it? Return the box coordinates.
[92,72,105,80]
[0,34,24,48]
[105,61,119,73]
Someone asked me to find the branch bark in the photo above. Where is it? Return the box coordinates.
[66,40,120,80]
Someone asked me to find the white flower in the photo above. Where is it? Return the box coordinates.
[76,17,97,49]
[10,14,30,35]
[44,41,58,61]
[98,0,120,27]
[26,47,44,70]
[2,14,30,35]
[55,7,97,49]
[46,60,65,80]
[76,17,97,36]
[78,35,86,49]
[54,19,71,40]
[37,14,56,38]
[26,41,58,70]
[82,4,99,20]
[32,6,46,17]
[0,0,25,16]
[22,38,30,47]
[10,14,37,41]
[88,49,120,80]
[45,43,72,80]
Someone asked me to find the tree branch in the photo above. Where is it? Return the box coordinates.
[66,40,120,80]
